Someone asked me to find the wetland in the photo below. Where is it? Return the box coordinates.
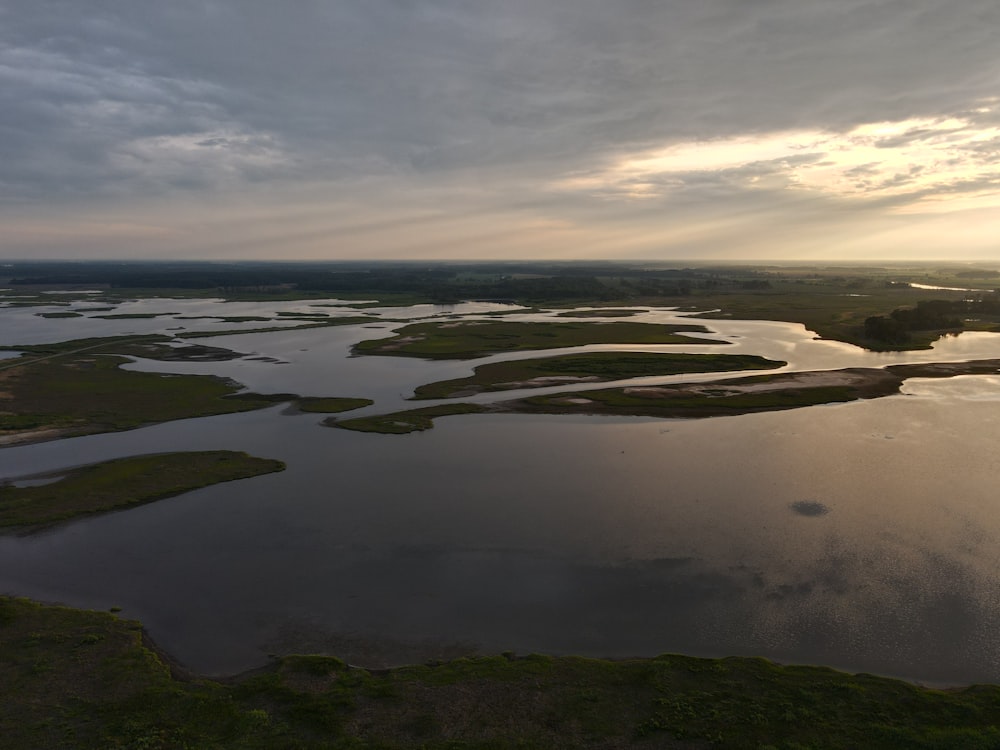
[5,261,1000,745]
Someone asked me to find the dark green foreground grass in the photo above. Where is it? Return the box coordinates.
[3,597,1000,749]
[0,451,285,529]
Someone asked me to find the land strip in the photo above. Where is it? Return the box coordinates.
[0,451,285,530]
[0,336,371,445]
[411,352,786,399]
[501,360,1000,419]
[336,360,1000,434]
[354,320,723,359]
[3,596,1000,749]
[328,403,487,434]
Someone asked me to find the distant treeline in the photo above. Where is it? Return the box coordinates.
[864,295,1000,343]
[7,262,770,303]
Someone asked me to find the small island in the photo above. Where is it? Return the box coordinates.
[353,320,724,359]
[0,451,285,530]
[411,352,786,399]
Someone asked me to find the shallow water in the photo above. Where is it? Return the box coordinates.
[4,300,1000,684]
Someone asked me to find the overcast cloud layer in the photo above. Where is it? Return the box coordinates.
[2,0,999,261]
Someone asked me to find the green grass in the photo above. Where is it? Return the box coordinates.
[91,312,179,319]
[296,397,374,413]
[3,596,1000,749]
[329,403,486,434]
[505,368,904,420]
[0,349,275,439]
[660,275,994,351]
[555,309,644,317]
[354,320,723,359]
[0,451,285,529]
[0,335,378,442]
[177,316,372,338]
[0,336,275,440]
[412,352,785,399]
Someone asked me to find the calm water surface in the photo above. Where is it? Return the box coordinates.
[3,299,1000,684]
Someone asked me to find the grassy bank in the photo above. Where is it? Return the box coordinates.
[354,320,722,359]
[2,596,1000,749]
[296,397,375,413]
[328,403,487,434]
[507,369,902,420]
[0,451,285,529]
[412,352,785,399]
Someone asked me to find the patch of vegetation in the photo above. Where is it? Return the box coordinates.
[4,597,1000,749]
[329,403,486,434]
[525,384,861,415]
[863,295,1000,345]
[177,317,372,339]
[501,368,904,420]
[1,335,243,363]
[172,315,275,322]
[0,339,276,442]
[296,397,374,413]
[0,452,285,529]
[413,352,785,399]
[555,308,644,317]
[36,311,82,318]
[92,312,179,319]
[355,321,721,359]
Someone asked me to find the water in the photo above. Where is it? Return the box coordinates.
[3,298,1000,684]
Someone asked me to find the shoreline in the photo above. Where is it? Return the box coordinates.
[5,595,1000,749]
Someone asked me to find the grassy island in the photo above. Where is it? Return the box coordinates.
[412,352,785,399]
[0,451,285,530]
[503,368,903,419]
[354,320,722,359]
[319,359,1000,434]
[0,339,274,444]
[296,397,375,413]
[0,335,374,445]
[3,596,1000,749]
[328,403,487,434]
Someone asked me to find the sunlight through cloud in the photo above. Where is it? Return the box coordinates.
[556,102,1000,213]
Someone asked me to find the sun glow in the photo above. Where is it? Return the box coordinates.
[556,102,1000,213]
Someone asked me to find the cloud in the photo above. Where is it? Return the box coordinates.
[1,0,999,258]
[551,105,1000,214]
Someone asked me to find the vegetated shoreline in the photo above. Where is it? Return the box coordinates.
[0,451,286,531]
[410,351,787,400]
[328,359,1000,434]
[0,334,373,447]
[498,359,1000,418]
[352,319,726,359]
[4,596,1000,750]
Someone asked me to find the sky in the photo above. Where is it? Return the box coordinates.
[2,0,999,262]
